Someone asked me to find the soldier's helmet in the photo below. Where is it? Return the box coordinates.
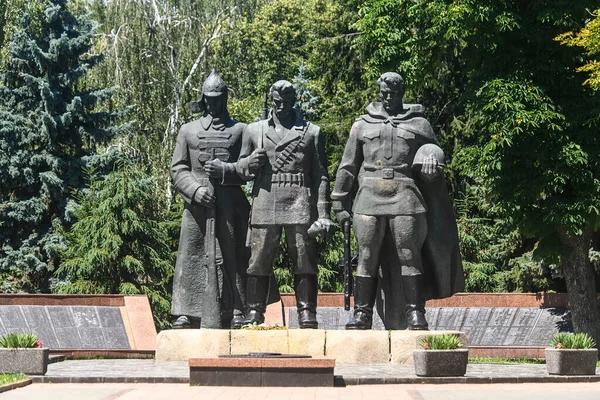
[413,143,446,168]
[202,69,227,97]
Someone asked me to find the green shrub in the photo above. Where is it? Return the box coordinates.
[0,333,42,348]
[419,334,463,350]
[550,332,596,349]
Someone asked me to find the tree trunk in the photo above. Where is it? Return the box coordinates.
[558,225,600,348]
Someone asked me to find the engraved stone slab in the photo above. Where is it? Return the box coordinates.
[435,308,466,331]
[425,307,440,329]
[503,308,541,346]
[47,306,82,348]
[98,308,130,349]
[459,308,492,346]
[0,305,131,350]
[22,306,59,348]
[0,306,29,334]
[528,308,570,346]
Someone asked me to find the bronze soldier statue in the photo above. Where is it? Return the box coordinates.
[170,70,250,329]
[332,72,464,330]
[209,80,331,328]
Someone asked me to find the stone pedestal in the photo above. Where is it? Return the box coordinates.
[156,329,466,364]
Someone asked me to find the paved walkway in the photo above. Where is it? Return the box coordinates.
[3,382,600,399]
[27,359,600,384]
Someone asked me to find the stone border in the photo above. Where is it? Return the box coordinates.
[0,379,32,394]
[340,375,600,385]
[28,374,600,385]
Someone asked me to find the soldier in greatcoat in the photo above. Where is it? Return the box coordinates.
[332,72,464,330]
[170,70,250,329]
[208,80,332,328]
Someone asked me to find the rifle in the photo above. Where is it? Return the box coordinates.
[261,92,269,120]
[202,147,222,328]
[343,220,353,311]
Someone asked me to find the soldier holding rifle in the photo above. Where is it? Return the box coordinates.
[170,70,250,329]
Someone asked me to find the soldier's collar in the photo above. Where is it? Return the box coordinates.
[267,109,306,131]
[362,102,425,125]
[200,113,231,131]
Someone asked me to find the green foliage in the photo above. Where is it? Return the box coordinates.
[56,156,174,329]
[0,333,39,349]
[550,332,596,349]
[557,9,600,90]
[0,0,124,292]
[0,373,29,385]
[419,334,463,350]
[469,357,544,364]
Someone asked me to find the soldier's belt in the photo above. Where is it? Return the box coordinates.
[362,168,410,180]
[270,172,307,186]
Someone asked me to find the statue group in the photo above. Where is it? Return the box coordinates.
[170,70,464,331]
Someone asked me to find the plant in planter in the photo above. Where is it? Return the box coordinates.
[0,333,48,375]
[413,333,468,377]
[546,332,598,376]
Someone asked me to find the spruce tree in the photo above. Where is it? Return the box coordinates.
[0,0,122,291]
[56,157,174,329]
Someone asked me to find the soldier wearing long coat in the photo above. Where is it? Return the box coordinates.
[332,72,464,330]
[170,70,250,329]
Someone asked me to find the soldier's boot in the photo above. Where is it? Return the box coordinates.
[172,315,201,329]
[345,276,378,330]
[230,310,246,329]
[403,274,429,330]
[243,275,269,326]
[295,274,318,329]
[172,315,191,329]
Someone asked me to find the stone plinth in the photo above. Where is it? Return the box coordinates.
[230,330,288,354]
[189,357,335,386]
[325,330,390,364]
[156,329,230,361]
[288,329,326,356]
[157,329,467,364]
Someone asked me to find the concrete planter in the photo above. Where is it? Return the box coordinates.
[0,348,49,375]
[413,349,468,377]
[545,348,598,375]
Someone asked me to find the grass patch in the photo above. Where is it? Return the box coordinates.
[469,357,545,364]
[0,374,28,386]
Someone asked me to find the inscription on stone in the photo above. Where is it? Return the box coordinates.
[98,307,130,349]
[0,306,29,334]
[47,306,82,348]
[22,306,59,348]
[459,308,493,345]
[424,308,440,329]
[435,308,466,331]
[502,308,540,346]
[528,308,569,346]
[0,305,131,349]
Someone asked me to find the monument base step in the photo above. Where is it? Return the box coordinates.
[156,329,467,364]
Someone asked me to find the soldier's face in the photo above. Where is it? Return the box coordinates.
[205,95,225,116]
[272,91,294,120]
[379,82,403,114]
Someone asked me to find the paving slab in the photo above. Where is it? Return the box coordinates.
[28,359,600,385]
[4,382,600,400]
